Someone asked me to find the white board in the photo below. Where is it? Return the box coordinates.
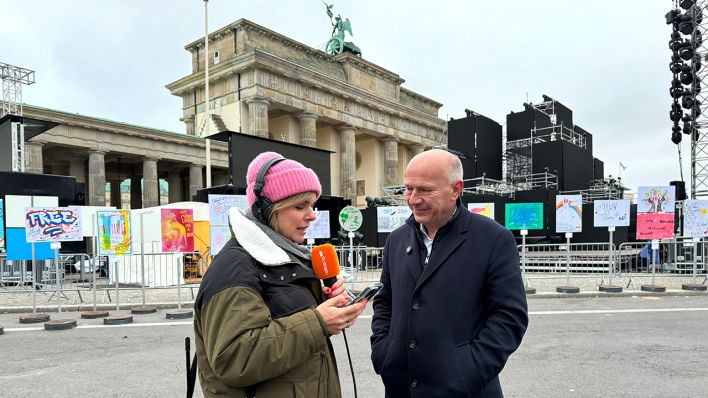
[593,200,630,227]
[5,195,58,228]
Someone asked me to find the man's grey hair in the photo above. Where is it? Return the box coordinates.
[448,154,463,184]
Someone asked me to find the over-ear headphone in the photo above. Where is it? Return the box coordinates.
[251,156,285,222]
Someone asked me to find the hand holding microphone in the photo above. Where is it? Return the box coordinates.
[312,244,367,334]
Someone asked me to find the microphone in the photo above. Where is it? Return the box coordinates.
[311,243,341,288]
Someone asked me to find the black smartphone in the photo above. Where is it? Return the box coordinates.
[346,282,383,306]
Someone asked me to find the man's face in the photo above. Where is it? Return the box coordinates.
[404,156,460,233]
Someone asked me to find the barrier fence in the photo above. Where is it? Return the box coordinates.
[1,240,706,311]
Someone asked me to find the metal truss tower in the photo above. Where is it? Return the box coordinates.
[0,62,35,172]
[691,1,708,198]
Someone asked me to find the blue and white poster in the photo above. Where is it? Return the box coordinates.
[683,199,708,238]
[555,195,583,233]
[208,194,247,226]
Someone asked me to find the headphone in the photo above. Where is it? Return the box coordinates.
[251,156,285,222]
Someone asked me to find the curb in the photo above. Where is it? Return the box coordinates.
[0,302,195,315]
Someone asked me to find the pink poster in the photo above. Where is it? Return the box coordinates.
[636,213,675,240]
[161,209,194,253]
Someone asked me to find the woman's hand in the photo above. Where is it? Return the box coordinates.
[316,294,368,335]
[322,277,347,299]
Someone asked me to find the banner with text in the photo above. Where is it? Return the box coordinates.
[161,209,195,253]
[24,207,83,242]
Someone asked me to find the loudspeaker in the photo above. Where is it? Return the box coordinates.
[670,180,687,201]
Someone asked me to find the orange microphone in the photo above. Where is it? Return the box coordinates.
[311,244,341,288]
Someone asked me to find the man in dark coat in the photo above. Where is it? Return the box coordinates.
[370,149,528,397]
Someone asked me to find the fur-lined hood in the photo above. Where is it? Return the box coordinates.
[228,207,311,267]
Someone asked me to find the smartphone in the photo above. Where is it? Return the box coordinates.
[346,282,383,306]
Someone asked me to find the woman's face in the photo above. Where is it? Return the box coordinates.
[275,193,318,243]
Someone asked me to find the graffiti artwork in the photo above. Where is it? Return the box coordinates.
[161,209,194,253]
[97,210,132,255]
[24,207,83,242]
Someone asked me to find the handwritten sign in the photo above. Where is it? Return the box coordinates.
[24,207,83,242]
[636,213,675,240]
[505,203,544,230]
[593,199,630,227]
[97,210,132,255]
[376,206,412,233]
[555,195,583,233]
[683,199,708,238]
[161,209,195,252]
[208,194,247,226]
[467,202,495,220]
[305,210,331,239]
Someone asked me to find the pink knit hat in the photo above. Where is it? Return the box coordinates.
[246,151,322,209]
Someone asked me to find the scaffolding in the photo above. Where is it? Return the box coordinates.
[692,1,708,198]
[560,177,626,204]
[1,62,36,172]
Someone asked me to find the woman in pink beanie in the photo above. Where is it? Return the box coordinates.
[193,152,367,398]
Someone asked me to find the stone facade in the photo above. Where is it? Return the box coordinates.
[166,19,446,204]
[21,105,229,207]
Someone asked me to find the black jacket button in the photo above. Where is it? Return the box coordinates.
[408,340,417,349]
[411,379,418,388]
[412,301,421,310]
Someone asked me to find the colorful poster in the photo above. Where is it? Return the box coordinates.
[505,203,544,230]
[209,195,248,226]
[377,206,413,233]
[161,209,195,252]
[467,202,495,220]
[24,207,83,242]
[555,195,583,233]
[637,186,676,213]
[97,210,132,255]
[209,225,231,256]
[0,199,4,250]
[683,199,708,238]
[593,199,630,227]
[305,210,331,239]
[636,213,675,240]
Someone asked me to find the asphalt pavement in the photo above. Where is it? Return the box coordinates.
[1,295,707,397]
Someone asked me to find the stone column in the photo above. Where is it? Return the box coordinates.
[88,150,106,206]
[69,158,86,183]
[383,137,399,186]
[142,158,159,208]
[411,144,426,157]
[130,177,142,209]
[189,164,204,201]
[168,169,183,203]
[245,96,270,138]
[338,125,357,201]
[297,112,318,147]
[24,141,44,174]
[110,179,122,208]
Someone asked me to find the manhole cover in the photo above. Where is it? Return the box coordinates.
[131,306,158,315]
[104,316,133,325]
[640,284,666,293]
[166,310,193,320]
[556,285,580,294]
[81,310,110,319]
[19,313,50,324]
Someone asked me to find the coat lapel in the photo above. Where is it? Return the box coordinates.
[415,211,469,289]
[405,236,423,282]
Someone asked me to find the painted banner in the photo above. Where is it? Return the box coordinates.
[593,199,630,227]
[97,210,132,255]
[24,207,83,242]
[209,194,248,226]
[305,210,331,239]
[210,225,231,256]
[637,186,676,213]
[377,206,413,233]
[555,195,583,233]
[636,213,675,240]
[683,199,708,238]
[505,203,544,230]
[636,186,676,240]
[467,202,495,220]
[0,199,4,250]
[161,209,195,253]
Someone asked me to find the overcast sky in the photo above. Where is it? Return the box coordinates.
[2,0,682,194]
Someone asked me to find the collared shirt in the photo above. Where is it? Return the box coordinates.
[419,206,458,266]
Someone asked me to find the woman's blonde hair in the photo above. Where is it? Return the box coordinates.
[267,191,317,232]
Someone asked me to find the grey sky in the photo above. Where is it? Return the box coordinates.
[2,0,680,194]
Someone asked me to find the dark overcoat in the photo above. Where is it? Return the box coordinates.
[371,203,528,398]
